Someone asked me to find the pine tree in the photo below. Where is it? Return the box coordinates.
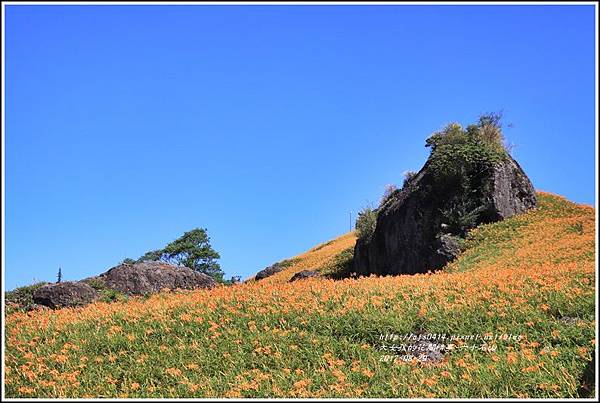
[136,228,223,281]
[57,267,62,283]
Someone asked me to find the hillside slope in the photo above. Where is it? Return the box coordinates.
[247,231,357,284]
[4,192,596,398]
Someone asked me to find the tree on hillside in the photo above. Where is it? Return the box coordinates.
[137,249,163,263]
[137,228,223,281]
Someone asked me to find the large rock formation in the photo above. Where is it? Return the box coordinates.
[33,281,99,309]
[90,261,217,295]
[353,154,537,276]
[31,262,217,309]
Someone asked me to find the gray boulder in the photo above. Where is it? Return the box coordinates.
[434,234,463,263]
[254,264,284,281]
[289,270,320,282]
[33,281,99,309]
[93,261,216,295]
[353,154,536,276]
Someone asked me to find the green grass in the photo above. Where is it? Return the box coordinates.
[317,247,355,279]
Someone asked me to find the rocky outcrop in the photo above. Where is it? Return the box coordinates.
[289,270,320,282]
[254,264,284,281]
[93,261,216,295]
[31,262,217,309]
[353,154,536,276]
[32,281,99,309]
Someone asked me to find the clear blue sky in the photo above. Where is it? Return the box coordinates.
[4,4,596,290]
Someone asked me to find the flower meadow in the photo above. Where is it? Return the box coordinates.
[4,193,596,398]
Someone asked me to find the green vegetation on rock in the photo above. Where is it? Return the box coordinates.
[5,282,49,314]
[319,247,355,279]
[355,206,377,243]
[136,228,223,282]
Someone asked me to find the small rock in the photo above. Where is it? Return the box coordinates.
[409,339,447,364]
[289,270,320,282]
[392,331,447,364]
[434,234,462,262]
[254,264,284,281]
[558,316,583,326]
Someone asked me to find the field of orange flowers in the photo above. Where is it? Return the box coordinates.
[4,192,596,398]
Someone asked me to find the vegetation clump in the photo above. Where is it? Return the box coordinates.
[424,113,512,237]
[5,282,49,314]
[361,113,510,246]
[355,206,377,243]
[320,247,355,279]
[275,258,302,269]
[425,112,508,179]
[84,278,128,303]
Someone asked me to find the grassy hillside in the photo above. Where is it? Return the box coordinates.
[247,231,357,284]
[4,192,596,398]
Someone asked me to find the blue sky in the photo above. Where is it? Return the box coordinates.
[4,4,596,290]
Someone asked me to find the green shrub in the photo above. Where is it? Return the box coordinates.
[84,278,107,290]
[5,282,49,313]
[440,199,487,237]
[99,288,128,303]
[425,113,508,180]
[476,110,506,144]
[425,113,510,239]
[355,206,377,243]
[121,258,136,265]
[567,222,584,235]
[81,278,128,303]
[276,258,301,269]
[311,240,335,252]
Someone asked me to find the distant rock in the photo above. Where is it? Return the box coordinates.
[33,281,99,309]
[93,261,216,295]
[353,154,537,276]
[289,270,320,282]
[254,264,284,281]
[31,262,217,309]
